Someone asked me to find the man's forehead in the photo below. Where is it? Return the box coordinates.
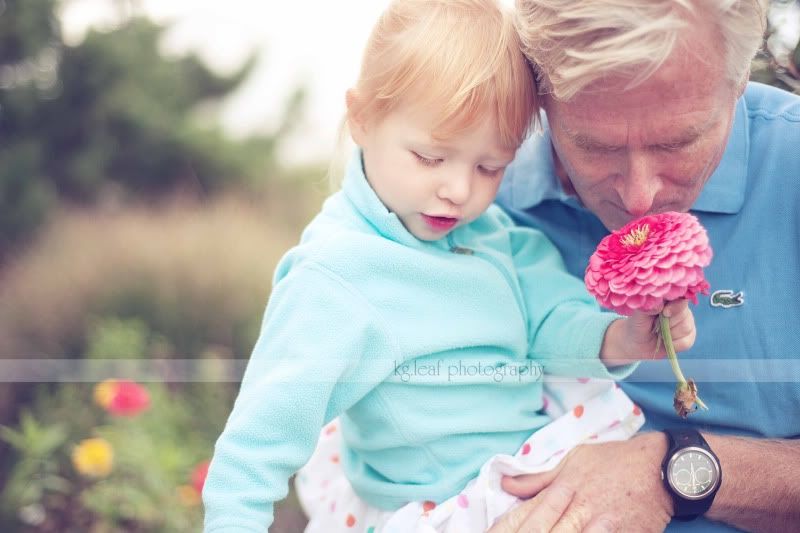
[558,112,717,144]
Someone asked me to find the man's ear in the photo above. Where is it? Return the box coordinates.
[346,89,367,146]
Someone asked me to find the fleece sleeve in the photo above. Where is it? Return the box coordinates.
[202,263,397,532]
[507,225,638,380]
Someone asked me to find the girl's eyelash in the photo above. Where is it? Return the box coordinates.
[412,152,441,166]
[412,151,503,177]
[479,166,503,178]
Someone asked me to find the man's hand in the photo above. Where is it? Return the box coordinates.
[487,484,619,533]
[492,433,674,532]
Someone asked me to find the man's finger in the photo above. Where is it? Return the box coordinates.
[583,515,619,533]
[488,485,575,533]
[551,499,593,533]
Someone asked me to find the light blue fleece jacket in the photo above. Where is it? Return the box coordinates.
[203,153,635,532]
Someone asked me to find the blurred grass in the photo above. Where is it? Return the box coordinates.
[0,179,326,360]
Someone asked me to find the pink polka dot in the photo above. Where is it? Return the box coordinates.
[542,397,549,410]
[330,454,340,463]
[577,377,590,384]
[608,420,621,429]
[422,501,436,512]
[521,443,531,455]
[325,424,337,435]
[633,405,642,416]
[457,494,469,508]
[330,501,336,513]
[345,514,356,527]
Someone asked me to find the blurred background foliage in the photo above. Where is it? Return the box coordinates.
[0,0,798,531]
[0,0,311,262]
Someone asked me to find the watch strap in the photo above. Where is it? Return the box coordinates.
[664,427,708,452]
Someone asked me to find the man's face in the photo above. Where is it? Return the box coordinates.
[544,42,741,231]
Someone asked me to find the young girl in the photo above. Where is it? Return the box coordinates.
[202,1,695,531]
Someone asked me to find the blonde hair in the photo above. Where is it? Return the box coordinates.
[348,0,538,149]
[515,0,767,101]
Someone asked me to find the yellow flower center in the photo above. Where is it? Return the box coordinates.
[620,224,650,247]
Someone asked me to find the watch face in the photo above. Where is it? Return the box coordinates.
[667,447,720,499]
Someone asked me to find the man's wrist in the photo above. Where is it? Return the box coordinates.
[699,432,728,521]
[633,432,675,516]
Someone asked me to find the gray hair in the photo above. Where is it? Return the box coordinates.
[515,0,767,100]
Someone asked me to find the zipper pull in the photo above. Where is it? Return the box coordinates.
[450,246,474,255]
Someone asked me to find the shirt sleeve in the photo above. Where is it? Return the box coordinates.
[506,223,638,381]
[202,264,397,532]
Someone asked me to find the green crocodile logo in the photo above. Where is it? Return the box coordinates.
[710,290,744,308]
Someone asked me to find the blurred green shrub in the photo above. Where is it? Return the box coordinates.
[0,317,228,531]
[0,383,220,532]
[0,312,312,532]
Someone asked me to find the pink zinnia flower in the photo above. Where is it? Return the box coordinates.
[585,211,714,418]
[103,379,150,416]
[585,211,713,315]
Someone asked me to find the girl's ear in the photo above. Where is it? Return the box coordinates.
[346,89,368,145]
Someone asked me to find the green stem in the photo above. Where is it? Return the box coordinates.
[659,312,708,411]
[658,313,687,384]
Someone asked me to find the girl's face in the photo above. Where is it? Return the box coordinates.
[351,103,516,241]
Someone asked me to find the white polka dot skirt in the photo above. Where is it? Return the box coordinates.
[296,379,643,532]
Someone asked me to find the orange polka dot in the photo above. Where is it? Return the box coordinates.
[422,500,436,512]
[573,404,584,418]
[633,405,642,416]
[331,454,339,463]
[325,424,337,435]
[345,514,356,527]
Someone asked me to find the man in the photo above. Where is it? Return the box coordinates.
[492,0,800,531]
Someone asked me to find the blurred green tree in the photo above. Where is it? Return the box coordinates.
[0,0,305,261]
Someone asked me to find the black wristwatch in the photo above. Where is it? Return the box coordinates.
[660,428,722,521]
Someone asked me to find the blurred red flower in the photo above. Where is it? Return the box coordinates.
[192,459,211,494]
[94,379,151,416]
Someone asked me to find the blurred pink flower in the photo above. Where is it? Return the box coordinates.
[585,211,713,315]
[95,379,151,416]
[192,460,211,495]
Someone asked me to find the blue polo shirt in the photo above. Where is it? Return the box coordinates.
[497,82,800,532]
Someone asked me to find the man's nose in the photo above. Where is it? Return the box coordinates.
[437,170,472,205]
[618,153,661,217]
